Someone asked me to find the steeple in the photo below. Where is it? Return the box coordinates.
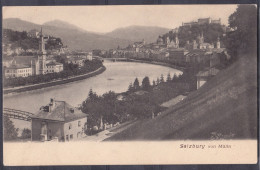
[37,27,47,75]
[39,27,46,53]
[216,36,221,49]
[201,31,204,43]
[175,34,179,48]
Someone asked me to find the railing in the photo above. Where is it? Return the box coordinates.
[3,108,34,121]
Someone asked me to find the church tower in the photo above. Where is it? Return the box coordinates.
[198,32,204,44]
[216,36,221,49]
[175,34,179,48]
[166,36,170,47]
[37,28,47,75]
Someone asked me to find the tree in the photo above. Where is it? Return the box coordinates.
[156,77,160,85]
[160,74,165,83]
[21,128,31,139]
[166,73,171,82]
[133,78,140,90]
[172,73,178,82]
[88,88,94,98]
[152,80,156,86]
[127,82,134,92]
[224,5,257,60]
[3,116,18,141]
[142,76,151,91]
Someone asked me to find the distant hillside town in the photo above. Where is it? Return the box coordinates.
[3,17,230,89]
[3,28,94,80]
[100,17,230,89]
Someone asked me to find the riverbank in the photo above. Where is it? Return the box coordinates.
[121,58,186,71]
[3,66,106,95]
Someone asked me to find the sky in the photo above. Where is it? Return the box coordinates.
[3,5,238,33]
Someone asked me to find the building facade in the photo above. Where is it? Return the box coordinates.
[5,63,33,78]
[67,57,86,67]
[31,99,88,142]
[46,61,64,73]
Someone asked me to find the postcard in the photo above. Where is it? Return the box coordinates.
[2,4,258,165]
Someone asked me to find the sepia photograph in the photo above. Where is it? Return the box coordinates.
[2,3,258,165]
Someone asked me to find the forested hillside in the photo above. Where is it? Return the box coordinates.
[163,23,226,47]
[3,29,63,52]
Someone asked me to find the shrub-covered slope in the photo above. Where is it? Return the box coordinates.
[108,57,257,140]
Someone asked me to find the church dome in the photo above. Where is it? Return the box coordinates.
[157,36,163,44]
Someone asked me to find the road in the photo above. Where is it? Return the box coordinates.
[80,120,138,142]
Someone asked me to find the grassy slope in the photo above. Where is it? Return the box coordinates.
[108,56,257,141]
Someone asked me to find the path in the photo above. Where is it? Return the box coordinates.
[80,120,137,142]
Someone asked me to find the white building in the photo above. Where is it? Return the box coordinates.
[67,57,86,67]
[46,61,64,73]
[5,63,32,78]
[31,99,88,142]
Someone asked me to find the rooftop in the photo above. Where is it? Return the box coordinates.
[7,64,31,69]
[196,68,220,77]
[46,61,63,66]
[31,99,87,122]
[3,56,37,66]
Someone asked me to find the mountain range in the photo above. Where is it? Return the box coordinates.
[3,18,170,51]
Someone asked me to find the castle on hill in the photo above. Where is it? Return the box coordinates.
[182,17,221,27]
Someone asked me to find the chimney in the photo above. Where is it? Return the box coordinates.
[49,98,55,112]
[70,108,74,113]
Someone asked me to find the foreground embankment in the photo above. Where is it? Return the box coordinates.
[3,66,106,95]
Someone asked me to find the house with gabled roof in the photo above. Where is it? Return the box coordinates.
[31,99,88,142]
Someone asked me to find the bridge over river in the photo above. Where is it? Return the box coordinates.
[3,108,34,121]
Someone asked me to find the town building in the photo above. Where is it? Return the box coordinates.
[196,67,220,89]
[4,61,33,78]
[216,36,221,49]
[46,61,64,73]
[156,36,164,46]
[67,57,86,67]
[28,29,40,38]
[31,99,88,142]
[185,33,218,51]
[167,35,180,49]
[86,54,93,61]
[4,28,64,78]
[168,48,189,65]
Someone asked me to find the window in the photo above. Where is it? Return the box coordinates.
[66,135,69,141]
[78,121,81,127]
[77,132,81,138]
[69,123,72,130]
[70,134,73,140]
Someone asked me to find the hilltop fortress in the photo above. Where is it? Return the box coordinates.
[182,17,221,27]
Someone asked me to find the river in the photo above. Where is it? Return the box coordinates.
[3,61,182,135]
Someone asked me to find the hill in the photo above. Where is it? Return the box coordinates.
[43,20,87,32]
[105,25,170,43]
[107,56,257,140]
[3,18,133,50]
[3,29,62,52]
